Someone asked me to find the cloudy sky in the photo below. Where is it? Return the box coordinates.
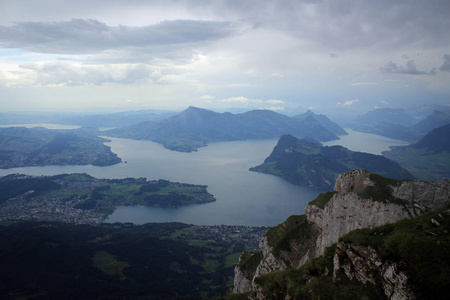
[0,0,449,114]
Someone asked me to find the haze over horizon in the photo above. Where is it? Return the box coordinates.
[0,0,449,114]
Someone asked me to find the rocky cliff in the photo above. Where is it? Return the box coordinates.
[333,241,415,300]
[233,169,450,296]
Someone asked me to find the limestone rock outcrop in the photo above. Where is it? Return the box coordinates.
[334,242,415,300]
[233,169,450,295]
[308,169,449,258]
[232,264,252,294]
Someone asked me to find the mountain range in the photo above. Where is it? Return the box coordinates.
[351,108,450,142]
[250,134,414,189]
[0,109,177,128]
[383,124,450,180]
[293,109,348,136]
[107,106,347,152]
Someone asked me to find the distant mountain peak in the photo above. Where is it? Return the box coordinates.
[177,106,219,117]
[184,106,209,112]
[411,110,450,136]
[431,110,449,117]
[293,110,348,136]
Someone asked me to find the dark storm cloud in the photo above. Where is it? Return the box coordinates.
[439,54,450,72]
[0,18,238,54]
[205,0,450,50]
[380,60,430,75]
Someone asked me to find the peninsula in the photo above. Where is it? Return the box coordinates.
[250,134,414,189]
[0,173,216,224]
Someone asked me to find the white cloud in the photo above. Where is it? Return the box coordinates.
[266,99,285,104]
[265,106,285,111]
[218,96,263,104]
[226,83,252,88]
[271,72,284,78]
[350,82,378,86]
[337,99,360,107]
[217,97,286,108]
[200,94,215,100]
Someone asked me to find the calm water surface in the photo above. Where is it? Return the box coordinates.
[323,129,409,155]
[0,138,324,226]
[0,128,409,226]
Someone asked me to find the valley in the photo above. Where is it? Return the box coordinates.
[0,107,448,300]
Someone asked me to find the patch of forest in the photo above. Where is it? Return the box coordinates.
[0,221,267,299]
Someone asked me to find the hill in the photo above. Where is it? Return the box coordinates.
[293,109,348,136]
[0,127,121,168]
[351,108,417,141]
[383,124,450,180]
[351,108,450,142]
[410,110,450,137]
[354,108,417,127]
[250,134,414,189]
[106,107,341,152]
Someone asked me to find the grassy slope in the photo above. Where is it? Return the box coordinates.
[384,147,450,180]
[383,124,450,180]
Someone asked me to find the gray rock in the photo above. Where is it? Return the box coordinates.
[233,169,450,295]
[334,241,416,300]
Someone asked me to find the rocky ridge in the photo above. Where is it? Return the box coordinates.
[233,169,450,296]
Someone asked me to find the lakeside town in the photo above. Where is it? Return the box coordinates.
[0,190,269,250]
[0,173,270,250]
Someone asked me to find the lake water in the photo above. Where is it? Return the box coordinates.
[323,129,410,155]
[0,127,409,226]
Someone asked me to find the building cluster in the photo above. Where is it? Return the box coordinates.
[193,225,270,249]
[0,192,105,225]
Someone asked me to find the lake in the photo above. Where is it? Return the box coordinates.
[322,129,410,155]
[0,127,409,226]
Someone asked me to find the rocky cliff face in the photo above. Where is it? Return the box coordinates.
[334,241,415,300]
[233,169,450,294]
[232,261,253,293]
[309,169,448,258]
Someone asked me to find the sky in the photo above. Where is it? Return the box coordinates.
[0,0,449,114]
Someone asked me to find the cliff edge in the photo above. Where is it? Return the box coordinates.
[233,169,450,297]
